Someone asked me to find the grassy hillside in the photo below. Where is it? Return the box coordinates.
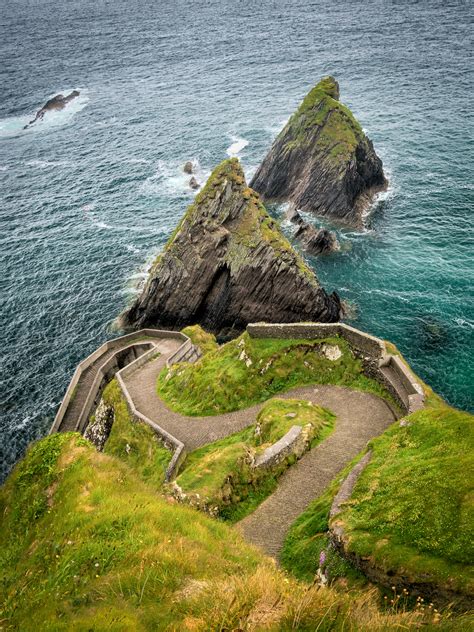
[173,398,335,522]
[0,433,457,631]
[101,378,171,490]
[336,402,474,598]
[281,400,474,607]
[158,332,397,416]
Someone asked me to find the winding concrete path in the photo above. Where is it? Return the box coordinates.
[122,346,396,557]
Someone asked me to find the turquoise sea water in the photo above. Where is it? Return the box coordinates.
[1,0,473,481]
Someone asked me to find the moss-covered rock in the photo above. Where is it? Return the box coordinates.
[122,158,341,334]
[251,76,387,226]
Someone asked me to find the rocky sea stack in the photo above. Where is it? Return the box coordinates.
[122,158,341,335]
[250,76,387,226]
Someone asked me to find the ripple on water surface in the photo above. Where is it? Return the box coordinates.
[0,0,472,482]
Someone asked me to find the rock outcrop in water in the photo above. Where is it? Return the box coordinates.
[250,77,387,226]
[24,90,80,129]
[286,208,339,256]
[121,158,341,335]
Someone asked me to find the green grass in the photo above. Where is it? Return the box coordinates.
[1,434,471,630]
[281,453,368,584]
[173,398,335,521]
[181,324,218,355]
[337,403,474,598]
[282,401,474,607]
[101,378,171,490]
[158,332,398,416]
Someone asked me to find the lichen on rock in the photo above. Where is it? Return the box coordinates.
[121,158,341,335]
[250,76,387,226]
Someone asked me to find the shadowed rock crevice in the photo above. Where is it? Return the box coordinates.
[122,158,341,335]
[250,76,387,227]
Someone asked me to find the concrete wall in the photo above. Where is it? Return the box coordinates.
[51,327,201,480]
[50,329,192,435]
[115,349,188,481]
[76,343,153,433]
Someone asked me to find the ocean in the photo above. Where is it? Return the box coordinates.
[1,0,473,481]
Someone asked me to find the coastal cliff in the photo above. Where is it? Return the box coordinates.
[250,77,387,226]
[121,158,341,335]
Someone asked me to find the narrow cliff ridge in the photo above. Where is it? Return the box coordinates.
[121,158,341,335]
[250,77,387,226]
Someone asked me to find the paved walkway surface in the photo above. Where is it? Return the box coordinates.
[59,347,119,432]
[237,386,395,557]
[122,345,396,557]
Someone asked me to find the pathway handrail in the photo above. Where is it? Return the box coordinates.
[50,328,191,434]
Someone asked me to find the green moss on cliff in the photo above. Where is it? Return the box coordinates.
[284,76,365,163]
[148,158,318,286]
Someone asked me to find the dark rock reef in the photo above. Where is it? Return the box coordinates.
[250,77,387,226]
[121,158,341,335]
[24,90,80,129]
[189,176,200,190]
[286,208,339,256]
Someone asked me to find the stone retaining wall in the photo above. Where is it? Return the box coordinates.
[51,329,193,435]
[247,322,424,414]
[254,425,304,469]
[76,342,154,434]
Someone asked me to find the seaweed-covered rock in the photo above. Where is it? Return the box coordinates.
[250,77,387,226]
[121,158,341,335]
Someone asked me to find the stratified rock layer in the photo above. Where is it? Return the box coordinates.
[250,77,387,226]
[122,159,341,334]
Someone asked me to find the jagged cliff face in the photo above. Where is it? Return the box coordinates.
[250,77,387,226]
[122,159,341,334]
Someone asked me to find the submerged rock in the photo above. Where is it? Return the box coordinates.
[121,158,341,334]
[24,90,80,129]
[183,161,194,174]
[250,77,387,227]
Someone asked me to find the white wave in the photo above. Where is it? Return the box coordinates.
[81,203,96,212]
[140,159,204,196]
[26,159,70,169]
[127,157,150,164]
[94,116,119,128]
[266,118,289,136]
[126,244,141,254]
[94,221,113,230]
[226,135,249,156]
[0,165,9,172]
[454,317,474,329]
[0,89,89,138]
